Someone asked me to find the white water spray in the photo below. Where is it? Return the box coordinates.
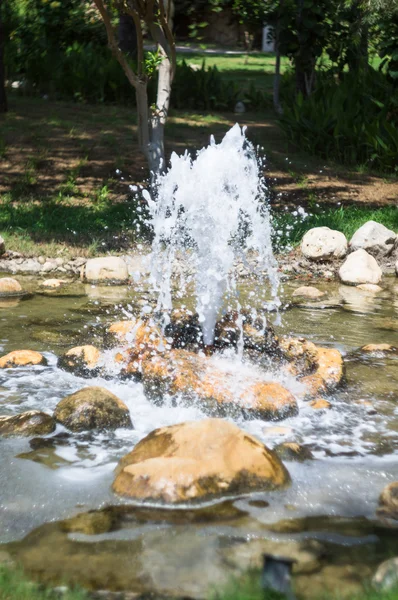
[147,124,280,345]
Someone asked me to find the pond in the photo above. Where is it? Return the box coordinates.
[0,273,397,598]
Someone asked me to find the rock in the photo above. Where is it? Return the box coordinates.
[165,310,203,350]
[292,286,325,299]
[40,279,67,289]
[113,418,290,503]
[279,337,319,376]
[54,386,132,432]
[313,347,344,390]
[224,537,323,576]
[121,320,168,372]
[60,509,114,535]
[377,481,398,520]
[58,345,102,377]
[0,411,55,437]
[361,343,397,353]
[339,249,382,285]
[0,235,5,255]
[350,221,397,257]
[372,557,398,591]
[0,350,47,368]
[396,260,398,277]
[310,398,332,410]
[301,227,348,261]
[356,283,383,293]
[80,257,129,284]
[105,320,138,346]
[140,349,298,420]
[280,339,344,397]
[0,277,23,296]
[274,442,314,462]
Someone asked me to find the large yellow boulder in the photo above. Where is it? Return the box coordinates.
[140,349,298,420]
[0,350,47,369]
[113,418,290,503]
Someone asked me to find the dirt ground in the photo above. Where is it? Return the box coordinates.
[1,95,397,208]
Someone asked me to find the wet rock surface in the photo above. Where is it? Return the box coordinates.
[0,350,47,368]
[58,345,102,377]
[113,419,290,503]
[54,386,133,432]
[139,349,298,420]
[0,410,55,437]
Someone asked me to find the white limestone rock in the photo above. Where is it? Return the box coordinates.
[339,249,382,285]
[301,227,348,261]
[350,221,397,257]
[80,257,129,284]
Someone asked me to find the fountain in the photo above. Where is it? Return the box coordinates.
[147,123,280,348]
[0,125,398,599]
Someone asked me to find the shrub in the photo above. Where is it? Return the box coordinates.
[279,69,398,173]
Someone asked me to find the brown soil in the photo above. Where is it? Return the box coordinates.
[1,96,397,207]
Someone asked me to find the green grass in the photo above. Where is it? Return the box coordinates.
[272,205,398,250]
[212,570,398,600]
[0,565,87,600]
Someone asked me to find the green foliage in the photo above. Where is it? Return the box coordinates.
[378,5,398,83]
[279,68,398,172]
[172,60,240,110]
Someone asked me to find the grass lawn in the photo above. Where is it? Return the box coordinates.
[1,564,398,600]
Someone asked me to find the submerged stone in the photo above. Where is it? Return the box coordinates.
[377,481,398,520]
[0,277,23,296]
[292,286,326,299]
[54,386,132,432]
[113,418,290,503]
[372,557,398,591]
[274,442,314,462]
[0,350,47,369]
[0,411,55,437]
[361,343,398,354]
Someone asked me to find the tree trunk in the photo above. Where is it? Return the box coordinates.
[135,80,151,163]
[149,48,173,175]
[0,0,7,113]
[273,14,283,115]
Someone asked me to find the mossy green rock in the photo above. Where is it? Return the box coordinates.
[0,411,55,437]
[54,386,133,432]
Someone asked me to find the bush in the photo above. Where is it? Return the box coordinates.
[279,69,398,173]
